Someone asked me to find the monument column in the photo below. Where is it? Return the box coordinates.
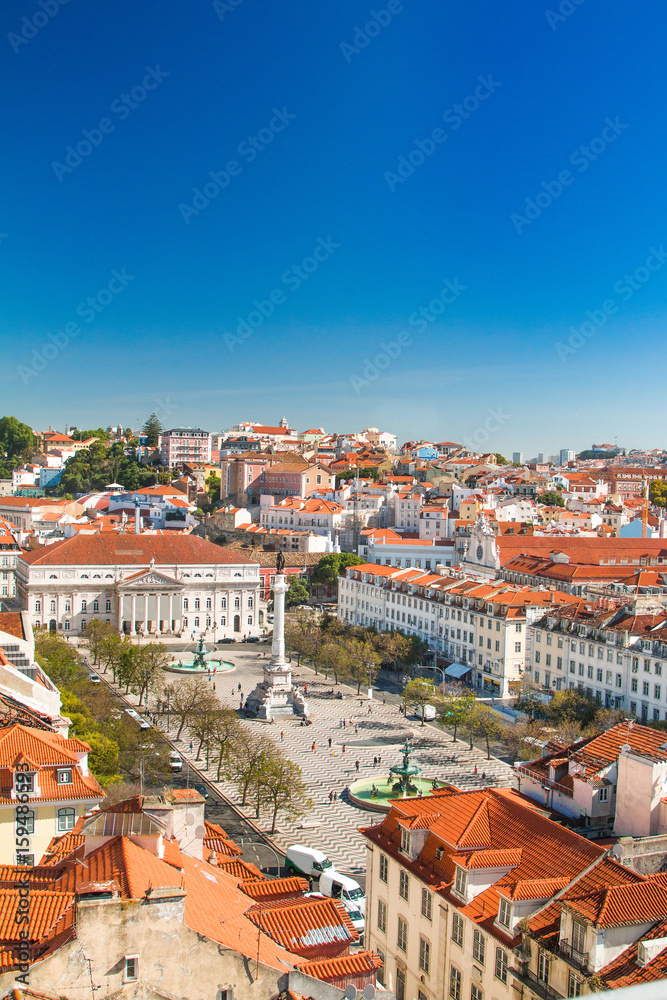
[271,574,288,666]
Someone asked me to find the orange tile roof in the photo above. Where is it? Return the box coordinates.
[19,533,255,567]
[566,881,667,928]
[241,876,309,900]
[0,614,25,642]
[217,857,264,881]
[295,951,383,981]
[246,897,358,955]
[0,888,76,947]
[597,916,667,990]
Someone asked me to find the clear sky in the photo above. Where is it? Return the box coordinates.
[1,0,665,456]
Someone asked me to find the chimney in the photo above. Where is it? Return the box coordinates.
[135,505,141,534]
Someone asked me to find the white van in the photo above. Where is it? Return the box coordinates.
[318,870,366,917]
[169,751,183,772]
[285,845,334,879]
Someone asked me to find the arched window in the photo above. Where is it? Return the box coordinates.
[247,616,252,626]
[183,599,189,611]
[220,616,226,626]
[234,597,240,609]
[206,598,212,610]
[64,620,70,631]
[247,596,253,609]
[50,600,56,613]
[35,601,41,614]
[81,600,87,613]
[194,617,200,627]
[206,617,211,628]
[81,620,86,629]
[194,598,200,610]
[183,617,188,628]
[106,600,111,612]
[92,601,99,612]
[57,807,76,832]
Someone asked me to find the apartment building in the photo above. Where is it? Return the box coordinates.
[394,491,423,531]
[528,596,667,720]
[360,788,608,1000]
[260,462,334,498]
[158,427,212,466]
[260,497,346,536]
[338,564,580,695]
[0,518,20,601]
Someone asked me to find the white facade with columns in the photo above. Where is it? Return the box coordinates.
[16,534,264,639]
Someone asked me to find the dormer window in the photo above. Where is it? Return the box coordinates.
[15,772,34,794]
[400,827,411,854]
[454,867,467,898]
[57,769,72,785]
[498,897,512,928]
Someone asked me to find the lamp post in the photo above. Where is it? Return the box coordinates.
[240,838,283,878]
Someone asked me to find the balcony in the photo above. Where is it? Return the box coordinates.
[558,941,588,972]
[514,764,574,798]
[510,967,564,1000]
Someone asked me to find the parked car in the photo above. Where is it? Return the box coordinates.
[219,637,236,644]
[244,636,260,643]
[195,784,209,799]
[88,673,101,684]
[125,708,150,730]
[169,751,182,772]
[285,845,335,879]
[318,870,366,916]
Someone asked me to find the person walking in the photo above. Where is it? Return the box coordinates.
[333,791,337,802]
[311,741,316,752]
[373,756,378,767]
[355,759,360,773]
[474,765,478,775]
[280,731,285,742]
[342,719,346,729]
[328,737,332,748]
[342,744,346,754]
[329,790,333,803]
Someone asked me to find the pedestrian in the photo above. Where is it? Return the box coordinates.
[383,696,386,704]
[213,682,216,691]
[354,725,358,734]
[342,744,346,754]
[355,759,360,773]
[280,731,285,742]
[482,771,486,780]
[333,791,337,802]
[373,756,378,767]
[342,719,346,729]
[378,756,382,766]
[312,742,316,752]
[328,737,332,748]
[189,740,193,752]
[474,765,478,775]
[368,706,372,715]
[329,790,333,803]
[238,683,242,692]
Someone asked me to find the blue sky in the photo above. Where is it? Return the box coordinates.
[0,0,665,456]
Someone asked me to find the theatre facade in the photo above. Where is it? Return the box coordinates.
[16,534,264,638]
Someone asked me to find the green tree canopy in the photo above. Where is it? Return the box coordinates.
[310,553,364,586]
[537,490,566,507]
[402,678,441,725]
[142,413,164,448]
[286,576,310,607]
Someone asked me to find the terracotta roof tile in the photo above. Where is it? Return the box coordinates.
[19,533,255,567]
[247,897,358,956]
[295,951,383,981]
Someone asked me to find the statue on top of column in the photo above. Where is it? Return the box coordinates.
[276,550,285,574]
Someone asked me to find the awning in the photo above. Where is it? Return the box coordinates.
[445,663,472,679]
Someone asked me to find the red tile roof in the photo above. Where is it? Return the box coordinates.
[247,897,358,956]
[295,951,383,981]
[241,876,309,900]
[0,614,25,642]
[19,534,255,567]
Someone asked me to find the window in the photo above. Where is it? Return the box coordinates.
[234,597,240,609]
[644,681,650,696]
[247,615,253,625]
[572,920,586,954]
[400,827,411,853]
[15,773,34,794]
[632,678,638,692]
[568,971,582,997]
[495,947,508,984]
[399,870,409,900]
[105,600,111,612]
[599,787,609,803]
[471,987,483,1000]
[57,807,76,832]
[449,965,461,1000]
[206,598,212,610]
[124,956,138,983]
[194,598,200,610]
[16,810,34,835]
[57,769,72,784]
[92,601,99,612]
[183,599,189,611]
[194,617,199,627]
[419,936,430,974]
[454,867,467,898]
[537,950,550,985]
[220,616,226,626]
[421,887,432,920]
[452,911,464,946]
[377,898,387,932]
[498,897,511,928]
[379,853,388,882]
[50,600,56,613]
[64,620,70,631]
[35,601,41,613]
[397,916,407,951]
[248,596,253,608]
[396,968,405,1000]
[221,597,227,609]
[515,642,521,652]
[473,929,485,964]
[81,600,87,613]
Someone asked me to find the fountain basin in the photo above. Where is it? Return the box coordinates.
[348,775,440,813]
[165,659,235,675]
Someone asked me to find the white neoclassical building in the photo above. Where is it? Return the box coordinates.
[16,534,264,639]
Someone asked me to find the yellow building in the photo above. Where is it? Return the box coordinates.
[0,723,103,865]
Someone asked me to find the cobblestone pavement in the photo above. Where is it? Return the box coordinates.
[154,649,514,874]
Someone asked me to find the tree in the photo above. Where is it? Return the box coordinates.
[494,454,509,465]
[403,678,440,725]
[171,678,216,741]
[209,707,242,779]
[471,705,502,759]
[649,480,667,509]
[142,413,164,448]
[131,643,169,706]
[310,553,364,588]
[0,416,35,461]
[228,732,274,807]
[285,608,319,666]
[79,618,117,666]
[514,681,547,722]
[314,639,351,686]
[34,630,81,685]
[439,694,476,741]
[85,732,121,786]
[263,753,312,834]
[286,576,310,607]
[545,688,599,729]
[537,491,566,508]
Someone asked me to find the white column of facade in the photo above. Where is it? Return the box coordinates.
[168,593,173,633]
[143,593,149,634]
[131,593,137,635]
[117,592,123,633]
[155,592,162,635]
